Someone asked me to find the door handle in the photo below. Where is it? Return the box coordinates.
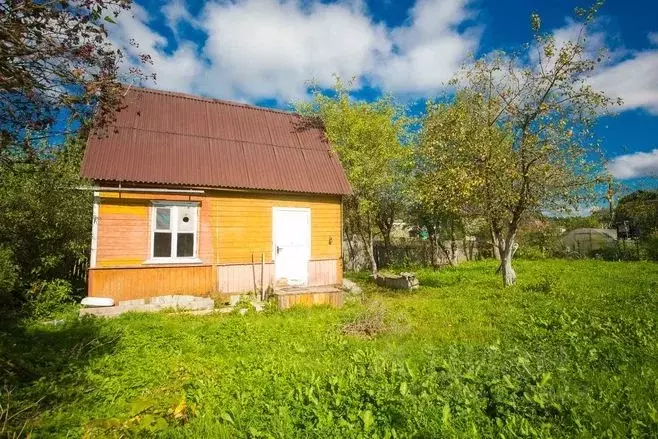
[276,246,282,254]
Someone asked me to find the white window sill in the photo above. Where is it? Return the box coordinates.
[143,258,204,265]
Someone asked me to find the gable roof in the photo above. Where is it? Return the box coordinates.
[81,87,351,195]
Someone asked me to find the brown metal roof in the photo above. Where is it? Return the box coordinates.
[81,87,351,195]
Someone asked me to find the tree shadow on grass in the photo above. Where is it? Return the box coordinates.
[0,315,121,435]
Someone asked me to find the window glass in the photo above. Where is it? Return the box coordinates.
[152,203,198,260]
[177,206,195,232]
[176,233,194,257]
[156,207,171,230]
[153,232,172,257]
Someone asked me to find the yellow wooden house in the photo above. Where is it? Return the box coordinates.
[81,87,351,304]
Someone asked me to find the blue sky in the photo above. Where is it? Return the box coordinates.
[111,0,658,194]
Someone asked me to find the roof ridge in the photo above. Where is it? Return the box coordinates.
[124,85,298,116]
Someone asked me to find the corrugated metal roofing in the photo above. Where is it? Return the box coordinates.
[81,87,351,195]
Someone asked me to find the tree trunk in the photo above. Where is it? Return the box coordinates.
[367,229,377,275]
[376,207,395,269]
[491,227,501,260]
[437,240,455,267]
[381,230,392,268]
[359,222,377,276]
[449,219,458,265]
[499,237,517,286]
[428,230,439,270]
[345,232,356,270]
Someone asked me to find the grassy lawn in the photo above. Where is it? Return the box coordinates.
[2,259,658,438]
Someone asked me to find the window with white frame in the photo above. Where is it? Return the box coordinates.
[151,202,199,261]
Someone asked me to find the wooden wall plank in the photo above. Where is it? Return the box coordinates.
[308,260,338,286]
[88,265,214,302]
[217,263,275,293]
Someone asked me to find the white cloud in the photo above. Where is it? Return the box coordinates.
[608,149,658,179]
[649,32,658,46]
[110,0,479,101]
[162,0,197,34]
[111,4,205,92]
[541,19,658,115]
[372,0,479,94]
[590,50,658,114]
[109,0,658,116]
[197,0,390,101]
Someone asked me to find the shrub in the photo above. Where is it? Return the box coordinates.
[0,137,91,295]
[594,241,640,261]
[0,245,18,301]
[642,232,658,262]
[515,244,547,260]
[25,279,75,319]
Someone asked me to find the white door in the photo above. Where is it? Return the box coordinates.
[273,208,310,286]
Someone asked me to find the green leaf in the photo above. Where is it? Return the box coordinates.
[442,404,451,425]
[361,410,374,431]
[399,381,408,396]
[221,412,234,425]
[104,15,117,24]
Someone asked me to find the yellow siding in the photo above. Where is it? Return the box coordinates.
[212,192,341,264]
[95,190,342,268]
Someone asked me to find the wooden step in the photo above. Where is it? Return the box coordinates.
[273,286,343,309]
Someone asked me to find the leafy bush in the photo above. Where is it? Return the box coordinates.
[641,232,658,261]
[594,241,641,261]
[25,279,76,319]
[516,244,547,260]
[0,245,18,302]
[0,137,91,295]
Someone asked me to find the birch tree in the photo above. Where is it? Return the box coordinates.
[296,79,411,274]
[422,3,619,285]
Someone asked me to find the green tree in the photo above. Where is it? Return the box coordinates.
[421,3,618,285]
[553,214,603,231]
[614,190,658,236]
[296,79,411,274]
[0,136,91,298]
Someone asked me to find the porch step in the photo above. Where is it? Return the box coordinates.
[273,286,343,309]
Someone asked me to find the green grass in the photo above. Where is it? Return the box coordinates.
[2,259,658,438]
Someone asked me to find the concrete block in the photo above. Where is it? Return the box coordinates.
[342,279,362,294]
[374,272,419,290]
[119,299,145,307]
